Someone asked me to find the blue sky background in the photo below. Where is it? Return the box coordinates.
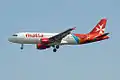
[0,0,120,80]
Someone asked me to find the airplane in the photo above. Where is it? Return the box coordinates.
[8,18,109,52]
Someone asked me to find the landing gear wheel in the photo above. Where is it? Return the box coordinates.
[20,47,23,50]
[53,48,57,52]
[20,44,24,50]
[56,45,59,49]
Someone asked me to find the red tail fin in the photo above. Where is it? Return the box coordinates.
[90,18,107,35]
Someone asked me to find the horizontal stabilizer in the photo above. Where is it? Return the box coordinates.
[96,33,109,38]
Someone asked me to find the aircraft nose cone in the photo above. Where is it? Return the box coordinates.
[8,37,14,42]
[8,37,12,42]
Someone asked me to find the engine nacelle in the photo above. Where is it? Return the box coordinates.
[41,38,49,44]
[36,44,50,50]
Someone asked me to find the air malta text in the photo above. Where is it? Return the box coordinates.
[26,34,43,38]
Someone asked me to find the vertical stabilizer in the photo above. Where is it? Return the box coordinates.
[90,18,107,35]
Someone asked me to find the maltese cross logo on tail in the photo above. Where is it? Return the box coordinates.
[90,18,107,34]
[96,24,105,34]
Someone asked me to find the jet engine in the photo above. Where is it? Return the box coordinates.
[36,44,50,50]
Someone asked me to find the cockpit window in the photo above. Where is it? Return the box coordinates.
[12,34,18,36]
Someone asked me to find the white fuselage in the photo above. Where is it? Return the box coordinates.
[8,32,78,45]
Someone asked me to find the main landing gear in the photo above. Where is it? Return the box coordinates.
[52,45,60,52]
[20,44,24,50]
[53,48,57,52]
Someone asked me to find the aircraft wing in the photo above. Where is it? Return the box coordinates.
[49,27,76,44]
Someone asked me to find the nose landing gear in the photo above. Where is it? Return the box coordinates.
[20,44,24,50]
